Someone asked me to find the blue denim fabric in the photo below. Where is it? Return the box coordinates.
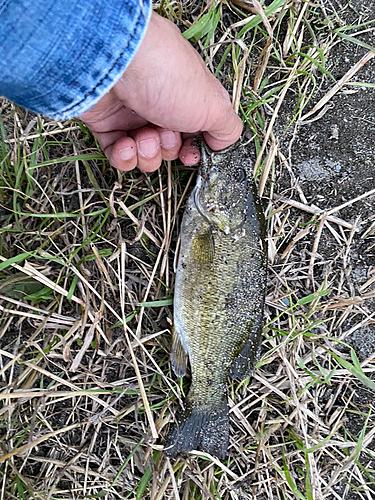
[0,0,152,119]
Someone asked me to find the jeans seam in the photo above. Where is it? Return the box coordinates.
[61,6,144,116]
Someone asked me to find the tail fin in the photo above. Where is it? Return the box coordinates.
[164,401,229,459]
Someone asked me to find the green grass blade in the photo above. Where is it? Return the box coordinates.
[330,350,375,391]
[0,252,33,272]
[136,467,152,500]
[28,153,106,170]
[336,32,375,52]
[139,297,173,307]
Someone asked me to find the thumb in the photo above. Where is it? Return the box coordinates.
[203,109,243,151]
[200,79,243,150]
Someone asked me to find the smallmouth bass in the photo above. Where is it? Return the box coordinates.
[164,141,267,459]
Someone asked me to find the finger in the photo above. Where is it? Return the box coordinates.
[202,87,243,151]
[179,137,200,166]
[112,13,242,150]
[130,127,162,172]
[92,129,128,151]
[99,133,138,171]
[203,114,242,151]
[155,127,182,161]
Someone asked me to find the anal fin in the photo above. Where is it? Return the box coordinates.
[230,320,263,381]
[170,325,188,378]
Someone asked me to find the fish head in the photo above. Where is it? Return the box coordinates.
[194,141,253,233]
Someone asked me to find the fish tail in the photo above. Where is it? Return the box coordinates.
[164,399,229,459]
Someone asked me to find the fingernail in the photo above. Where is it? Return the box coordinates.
[160,131,177,149]
[138,138,159,158]
[119,146,135,161]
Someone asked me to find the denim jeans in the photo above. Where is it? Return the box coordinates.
[0,0,152,119]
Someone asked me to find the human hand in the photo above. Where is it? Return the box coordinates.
[80,12,242,172]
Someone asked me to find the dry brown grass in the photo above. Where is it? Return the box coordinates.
[1,1,375,499]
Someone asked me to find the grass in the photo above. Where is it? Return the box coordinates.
[1,0,375,498]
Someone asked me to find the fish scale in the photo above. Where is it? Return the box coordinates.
[164,140,267,459]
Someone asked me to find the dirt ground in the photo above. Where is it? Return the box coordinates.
[276,0,375,400]
[275,0,375,352]
[271,0,375,496]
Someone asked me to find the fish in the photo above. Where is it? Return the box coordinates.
[164,140,268,459]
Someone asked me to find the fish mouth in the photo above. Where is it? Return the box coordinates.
[200,140,241,179]
[194,139,250,233]
[193,176,225,229]
[193,180,247,234]
[193,175,219,220]
[193,176,208,222]
[200,139,240,160]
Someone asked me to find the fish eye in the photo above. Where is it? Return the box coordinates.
[234,169,246,182]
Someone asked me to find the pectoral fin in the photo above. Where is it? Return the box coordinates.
[191,226,215,265]
[170,325,188,378]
